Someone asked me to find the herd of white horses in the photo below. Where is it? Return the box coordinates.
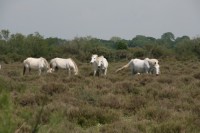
[21,54,160,76]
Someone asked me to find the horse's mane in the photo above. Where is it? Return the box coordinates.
[69,58,78,75]
[99,55,104,58]
[40,57,50,68]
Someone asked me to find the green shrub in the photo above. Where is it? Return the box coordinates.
[0,92,15,133]
[66,105,119,128]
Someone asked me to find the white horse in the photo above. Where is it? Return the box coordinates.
[90,54,108,76]
[116,58,160,76]
[144,58,160,74]
[23,57,50,75]
[48,58,78,76]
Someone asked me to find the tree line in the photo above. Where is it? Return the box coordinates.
[0,29,200,63]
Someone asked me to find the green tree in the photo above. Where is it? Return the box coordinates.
[175,36,190,43]
[192,37,200,58]
[116,41,128,50]
[25,32,49,57]
[161,32,175,41]
[9,33,25,53]
[1,29,10,41]
[160,32,175,48]
[110,36,122,43]
[130,35,155,47]
[175,39,196,60]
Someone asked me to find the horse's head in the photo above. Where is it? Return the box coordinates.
[90,54,98,64]
[47,68,53,73]
[97,57,104,69]
[74,71,78,75]
[40,58,51,72]
[154,64,160,76]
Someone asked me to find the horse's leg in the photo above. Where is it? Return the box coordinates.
[93,70,97,76]
[23,66,26,75]
[55,66,58,72]
[149,68,153,74]
[29,68,31,74]
[104,68,107,76]
[38,68,41,76]
[68,68,71,77]
[131,68,135,75]
[144,67,149,74]
[98,69,101,77]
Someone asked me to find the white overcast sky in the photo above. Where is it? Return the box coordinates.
[0,0,200,40]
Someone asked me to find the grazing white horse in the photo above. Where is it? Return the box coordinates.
[90,54,108,76]
[116,58,160,76]
[145,58,160,74]
[48,58,78,76]
[23,57,50,75]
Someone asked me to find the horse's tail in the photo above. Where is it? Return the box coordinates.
[116,60,132,73]
[70,58,78,75]
[23,59,27,75]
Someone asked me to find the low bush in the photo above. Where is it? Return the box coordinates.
[193,72,200,80]
[151,120,185,133]
[41,83,66,96]
[66,105,119,128]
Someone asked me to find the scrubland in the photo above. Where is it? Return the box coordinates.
[0,59,200,133]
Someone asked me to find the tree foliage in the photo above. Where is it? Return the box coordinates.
[0,30,200,63]
[115,41,128,50]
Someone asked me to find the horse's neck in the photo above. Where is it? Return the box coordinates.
[92,61,98,67]
[42,59,49,68]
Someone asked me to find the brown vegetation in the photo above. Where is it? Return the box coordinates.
[0,60,200,133]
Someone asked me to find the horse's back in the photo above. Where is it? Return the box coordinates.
[52,58,66,69]
[23,57,47,69]
[145,58,159,66]
[98,56,108,68]
[23,57,32,63]
[23,57,34,65]
[102,57,108,68]
[51,58,75,68]
[132,59,144,66]
[132,59,149,73]
[50,57,78,75]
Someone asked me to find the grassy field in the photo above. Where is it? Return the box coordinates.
[0,59,200,133]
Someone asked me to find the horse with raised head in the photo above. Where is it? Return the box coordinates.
[23,57,50,75]
[90,54,108,76]
[48,58,78,76]
[116,58,160,76]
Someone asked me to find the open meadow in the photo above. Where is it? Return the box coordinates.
[1,59,200,133]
